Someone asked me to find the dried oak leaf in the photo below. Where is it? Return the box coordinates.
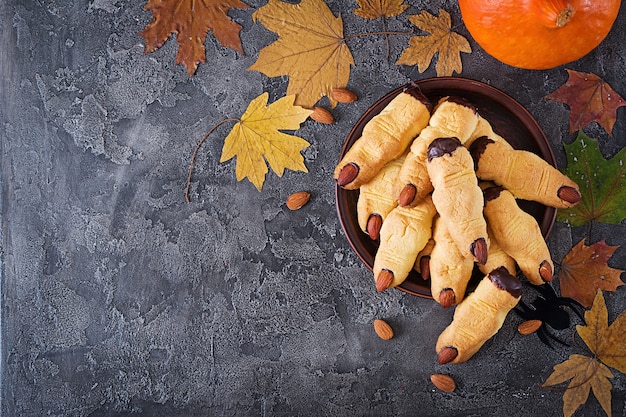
[249,0,355,108]
[396,9,470,77]
[558,239,625,308]
[220,93,313,191]
[354,0,408,19]
[140,0,251,75]
[543,290,626,417]
[546,69,626,137]
[557,131,626,226]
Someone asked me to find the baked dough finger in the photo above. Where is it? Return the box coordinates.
[396,97,480,206]
[436,267,522,364]
[356,155,405,240]
[427,137,488,264]
[334,83,432,189]
[429,216,475,308]
[373,196,437,291]
[470,135,581,208]
[477,224,517,277]
[482,184,554,285]
[464,114,513,148]
[413,237,435,280]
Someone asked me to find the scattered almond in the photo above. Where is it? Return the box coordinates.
[286,191,311,210]
[310,106,335,124]
[331,87,358,103]
[373,319,394,340]
[430,373,456,393]
[518,319,543,335]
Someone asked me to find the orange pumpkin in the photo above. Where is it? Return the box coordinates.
[458,0,621,69]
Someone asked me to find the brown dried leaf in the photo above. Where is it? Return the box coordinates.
[558,239,625,307]
[140,0,251,75]
[249,0,355,108]
[577,290,626,375]
[353,0,408,19]
[546,69,626,137]
[543,291,626,417]
[396,9,470,76]
[542,354,613,417]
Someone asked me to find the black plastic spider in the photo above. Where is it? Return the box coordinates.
[514,283,586,348]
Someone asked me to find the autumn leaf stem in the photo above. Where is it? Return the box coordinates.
[185,117,240,203]
[343,30,413,42]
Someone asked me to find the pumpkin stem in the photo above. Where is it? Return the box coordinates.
[535,0,575,28]
[556,6,574,27]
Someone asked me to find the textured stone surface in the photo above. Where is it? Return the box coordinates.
[1,1,625,416]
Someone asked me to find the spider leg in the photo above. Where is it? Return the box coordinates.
[538,326,570,349]
[530,283,557,301]
[556,298,586,323]
[514,301,535,320]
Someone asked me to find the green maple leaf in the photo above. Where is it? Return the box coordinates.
[558,131,626,226]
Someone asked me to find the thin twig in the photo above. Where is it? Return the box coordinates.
[343,30,413,42]
[185,117,239,203]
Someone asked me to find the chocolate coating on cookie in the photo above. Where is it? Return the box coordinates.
[427,137,463,161]
[468,136,495,169]
[402,82,433,112]
[483,185,505,202]
[446,96,478,114]
[488,266,522,298]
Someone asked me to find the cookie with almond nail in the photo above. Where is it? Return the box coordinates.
[427,137,489,265]
[373,196,437,291]
[334,83,432,189]
[482,184,554,285]
[395,97,480,207]
[429,216,474,308]
[436,267,522,364]
[470,135,581,208]
[356,155,405,240]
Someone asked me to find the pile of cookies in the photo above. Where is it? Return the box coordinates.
[334,82,581,364]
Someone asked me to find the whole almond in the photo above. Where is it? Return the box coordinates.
[375,269,394,292]
[331,87,358,103]
[430,374,456,393]
[366,214,383,240]
[310,106,335,124]
[557,185,582,204]
[286,191,311,210]
[373,319,394,340]
[336,163,359,187]
[398,184,417,207]
[437,346,458,365]
[518,319,542,335]
[438,289,456,309]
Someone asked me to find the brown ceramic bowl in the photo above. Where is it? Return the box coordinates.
[335,77,557,298]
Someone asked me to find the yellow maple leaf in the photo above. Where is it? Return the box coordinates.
[543,354,613,417]
[354,0,408,19]
[220,93,313,191]
[543,290,626,417]
[578,290,626,374]
[249,0,355,108]
[396,9,470,77]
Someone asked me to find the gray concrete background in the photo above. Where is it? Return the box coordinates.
[1,1,625,416]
